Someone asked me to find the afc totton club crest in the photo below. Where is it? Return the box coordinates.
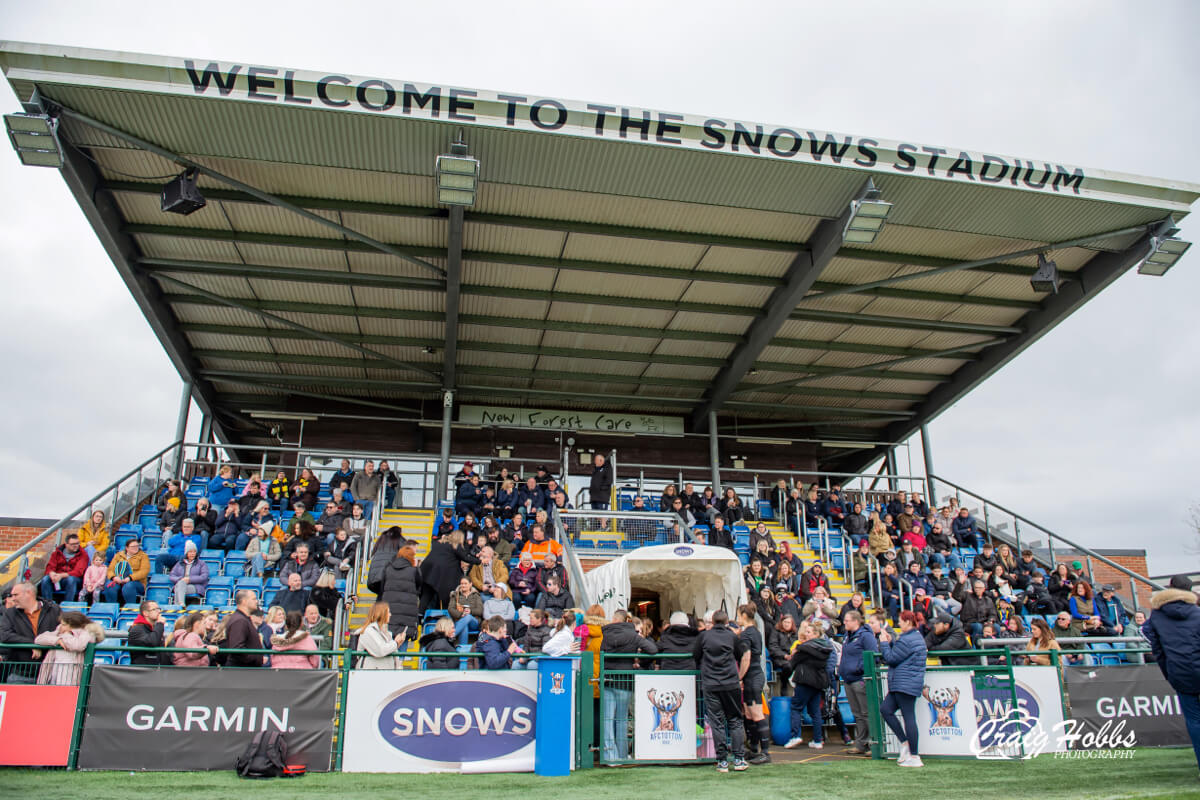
[923,685,962,729]
[550,671,566,695]
[646,689,685,732]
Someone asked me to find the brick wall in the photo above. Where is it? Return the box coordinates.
[1088,553,1152,609]
[0,522,61,551]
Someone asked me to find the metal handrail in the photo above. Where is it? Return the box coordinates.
[930,473,1163,610]
[555,515,593,609]
[0,440,181,574]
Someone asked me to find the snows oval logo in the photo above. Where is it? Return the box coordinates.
[673,546,694,557]
[377,679,536,762]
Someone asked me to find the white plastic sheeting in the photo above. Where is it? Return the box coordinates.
[584,543,747,620]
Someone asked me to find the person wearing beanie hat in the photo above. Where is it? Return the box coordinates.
[158,494,187,533]
[1144,574,1200,771]
[169,536,209,605]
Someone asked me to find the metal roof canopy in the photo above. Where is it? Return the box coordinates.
[1,42,1197,454]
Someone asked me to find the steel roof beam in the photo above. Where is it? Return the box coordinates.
[833,232,1161,477]
[727,340,1003,397]
[807,223,1154,301]
[198,368,914,417]
[188,340,946,383]
[102,179,803,253]
[49,122,242,452]
[151,274,441,380]
[128,225,1050,309]
[692,182,864,430]
[125,224,782,287]
[140,256,1023,337]
[170,298,983,360]
[52,102,447,279]
[193,351,922,401]
[788,309,1021,336]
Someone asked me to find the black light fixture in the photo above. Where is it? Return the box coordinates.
[161,168,206,215]
[1030,252,1059,293]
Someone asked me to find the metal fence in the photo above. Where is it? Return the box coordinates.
[558,510,679,553]
[597,652,708,766]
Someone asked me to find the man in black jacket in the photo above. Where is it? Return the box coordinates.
[924,613,974,665]
[658,611,699,670]
[589,454,613,511]
[225,589,264,667]
[127,599,166,665]
[600,610,658,763]
[708,516,735,550]
[693,609,748,772]
[843,503,868,540]
[0,582,61,679]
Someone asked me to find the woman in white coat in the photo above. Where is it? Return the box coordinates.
[356,601,408,669]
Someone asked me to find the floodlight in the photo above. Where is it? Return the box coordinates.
[435,135,480,207]
[4,112,63,168]
[843,185,893,245]
[1139,236,1191,276]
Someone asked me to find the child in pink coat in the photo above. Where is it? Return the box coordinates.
[80,553,108,605]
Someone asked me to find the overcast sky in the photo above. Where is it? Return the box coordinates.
[0,1,1196,574]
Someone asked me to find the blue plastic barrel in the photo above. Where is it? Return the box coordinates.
[770,696,792,745]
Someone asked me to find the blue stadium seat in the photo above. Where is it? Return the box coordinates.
[92,651,116,666]
[737,551,750,567]
[235,577,264,597]
[148,574,172,587]
[140,532,163,552]
[117,652,131,666]
[223,552,247,577]
[145,585,171,605]
[185,485,206,500]
[113,529,139,551]
[335,579,347,593]
[756,500,774,520]
[829,551,848,571]
[598,540,619,551]
[806,532,824,551]
[423,609,448,621]
[205,577,236,606]
[116,611,140,631]
[265,577,282,592]
[456,644,473,670]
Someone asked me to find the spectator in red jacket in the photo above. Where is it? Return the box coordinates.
[40,533,88,603]
[798,562,833,603]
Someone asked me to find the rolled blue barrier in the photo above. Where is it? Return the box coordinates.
[770,696,792,745]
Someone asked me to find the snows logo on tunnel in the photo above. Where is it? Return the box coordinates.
[376,678,536,762]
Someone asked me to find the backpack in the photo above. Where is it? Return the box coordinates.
[236,730,288,778]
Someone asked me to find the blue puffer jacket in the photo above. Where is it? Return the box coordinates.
[1144,588,1200,694]
[838,625,879,684]
[880,628,927,696]
[476,631,514,670]
[164,531,203,559]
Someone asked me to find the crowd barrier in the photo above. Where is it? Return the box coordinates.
[0,642,1190,772]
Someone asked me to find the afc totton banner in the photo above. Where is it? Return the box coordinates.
[909,671,980,757]
[342,671,540,773]
[0,685,78,766]
[77,666,338,771]
[634,673,697,761]
[1065,665,1190,748]
[459,405,684,435]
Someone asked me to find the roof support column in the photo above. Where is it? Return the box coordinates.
[708,410,722,497]
[885,448,898,492]
[921,424,936,505]
[692,181,868,431]
[437,391,454,504]
[174,380,192,480]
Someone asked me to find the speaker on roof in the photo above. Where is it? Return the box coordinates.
[161,168,206,215]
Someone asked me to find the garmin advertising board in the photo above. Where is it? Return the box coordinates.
[342,671,541,773]
[77,666,338,770]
